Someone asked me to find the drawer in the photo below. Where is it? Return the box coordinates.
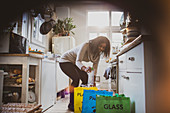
[126,43,143,72]
[118,53,126,71]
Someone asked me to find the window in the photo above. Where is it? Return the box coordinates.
[88,11,109,26]
[89,33,97,40]
[99,33,107,37]
[12,14,22,36]
[112,33,123,54]
[111,12,123,26]
[31,14,46,47]
[87,11,124,55]
[89,32,108,40]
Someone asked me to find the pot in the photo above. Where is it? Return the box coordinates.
[40,19,56,35]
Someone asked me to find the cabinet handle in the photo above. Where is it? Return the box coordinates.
[128,57,135,61]
[120,60,123,63]
[121,75,129,80]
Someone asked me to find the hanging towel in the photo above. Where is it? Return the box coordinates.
[103,67,112,80]
[103,66,116,80]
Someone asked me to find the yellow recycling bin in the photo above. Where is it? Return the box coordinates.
[74,87,98,113]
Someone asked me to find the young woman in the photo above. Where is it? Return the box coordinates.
[59,36,110,111]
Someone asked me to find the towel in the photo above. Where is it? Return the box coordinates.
[103,66,116,80]
[103,67,112,80]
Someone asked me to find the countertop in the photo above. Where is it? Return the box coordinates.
[116,35,152,57]
[0,53,44,59]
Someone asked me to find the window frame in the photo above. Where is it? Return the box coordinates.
[87,11,110,27]
[86,10,124,55]
[30,14,46,48]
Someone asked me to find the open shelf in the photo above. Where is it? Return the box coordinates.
[0,55,41,104]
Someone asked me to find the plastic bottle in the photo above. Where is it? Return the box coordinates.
[88,67,94,87]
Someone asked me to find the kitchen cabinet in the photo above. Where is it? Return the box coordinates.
[117,35,154,113]
[0,54,43,104]
[56,61,69,93]
[118,71,126,94]
[126,43,143,72]
[41,59,56,111]
[52,36,75,55]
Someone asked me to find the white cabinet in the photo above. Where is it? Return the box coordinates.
[56,62,69,93]
[126,43,143,72]
[118,53,127,94]
[0,54,43,104]
[118,71,126,94]
[117,35,154,113]
[125,72,145,113]
[119,53,127,71]
[41,59,56,111]
[52,36,75,55]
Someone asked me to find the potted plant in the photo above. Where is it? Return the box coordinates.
[53,17,76,36]
[64,18,76,36]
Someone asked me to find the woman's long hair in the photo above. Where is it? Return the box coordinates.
[89,36,110,58]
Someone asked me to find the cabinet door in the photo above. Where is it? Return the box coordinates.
[124,72,146,113]
[126,43,143,72]
[56,62,69,92]
[118,71,127,94]
[118,53,127,71]
[41,59,56,110]
[52,36,75,55]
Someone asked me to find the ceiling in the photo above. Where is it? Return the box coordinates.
[0,0,162,31]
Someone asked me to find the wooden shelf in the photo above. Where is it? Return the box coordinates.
[4,84,22,87]
[4,83,35,88]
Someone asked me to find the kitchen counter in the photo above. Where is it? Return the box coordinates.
[0,53,44,59]
[0,54,42,104]
[117,35,154,113]
[116,35,152,57]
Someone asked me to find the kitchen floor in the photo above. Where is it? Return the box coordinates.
[44,94,73,113]
[44,79,116,113]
